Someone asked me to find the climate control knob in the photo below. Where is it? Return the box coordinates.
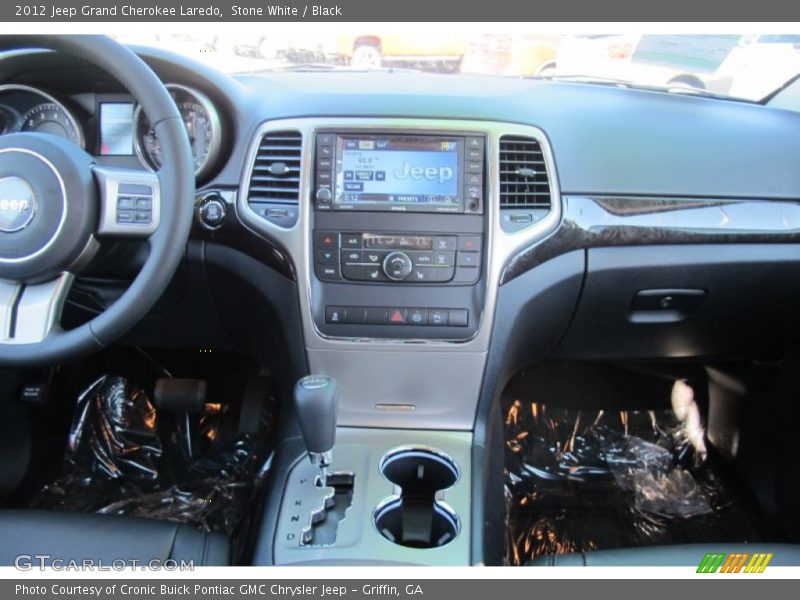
[383,251,413,281]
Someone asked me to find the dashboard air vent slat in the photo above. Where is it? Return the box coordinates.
[499,135,551,209]
[247,130,302,204]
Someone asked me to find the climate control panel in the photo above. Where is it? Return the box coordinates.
[314,231,482,285]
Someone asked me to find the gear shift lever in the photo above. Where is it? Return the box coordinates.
[294,375,338,484]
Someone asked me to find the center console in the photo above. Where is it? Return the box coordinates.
[238,118,559,430]
[310,130,487,341]
[237,117,559,565]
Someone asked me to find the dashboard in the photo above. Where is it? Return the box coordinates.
[3,43,800,434]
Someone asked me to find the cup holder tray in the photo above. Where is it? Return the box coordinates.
[373,447,460,549]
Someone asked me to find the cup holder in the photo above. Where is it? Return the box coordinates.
[373,447,460,549]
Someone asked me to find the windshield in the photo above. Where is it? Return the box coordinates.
[114,32,800,101]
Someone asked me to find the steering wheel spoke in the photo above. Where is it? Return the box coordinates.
[93,165,161,239]
[0,273,74,344]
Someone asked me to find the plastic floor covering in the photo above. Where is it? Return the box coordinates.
[31,374,277,559]
[504,379,761,565]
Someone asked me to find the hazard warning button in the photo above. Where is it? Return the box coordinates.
[388,308,408,324]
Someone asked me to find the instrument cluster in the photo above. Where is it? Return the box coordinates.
[0,82,224,182]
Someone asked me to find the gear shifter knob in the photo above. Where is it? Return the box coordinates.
[294,375,338,471]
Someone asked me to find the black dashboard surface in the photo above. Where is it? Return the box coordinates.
[230,70,800,200]
[4,47,800,202]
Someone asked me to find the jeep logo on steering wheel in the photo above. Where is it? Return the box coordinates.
[0,176,37,233]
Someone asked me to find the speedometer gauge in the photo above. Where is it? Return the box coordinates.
[0,106,12,135]
[18,102,83,146]
[134,84,221,180]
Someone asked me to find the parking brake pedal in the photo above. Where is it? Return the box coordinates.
[154,378,208,458]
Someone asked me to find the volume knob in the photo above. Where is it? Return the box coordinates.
[382,251,413,281]
[315,187,332,204]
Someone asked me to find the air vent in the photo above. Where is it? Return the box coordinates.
[247,130,302,204]
[499,135,551,209]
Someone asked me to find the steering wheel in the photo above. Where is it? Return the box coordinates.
[0,35,194,366]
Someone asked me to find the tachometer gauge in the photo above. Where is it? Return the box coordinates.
[0,106,13,134]
[18,102,83,146]
[134,84,221,180]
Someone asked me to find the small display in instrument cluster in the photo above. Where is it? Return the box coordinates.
[99,102,134,155]
[363,234,434,250]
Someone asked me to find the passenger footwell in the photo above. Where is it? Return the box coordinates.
[503,371,760,565]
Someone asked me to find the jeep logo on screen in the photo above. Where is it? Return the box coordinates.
[0,176,37,233]
[393,162,454,184]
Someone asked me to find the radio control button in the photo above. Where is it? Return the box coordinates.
[383,251,413,281]
[317,145,333,158]
[467,149,483,162]
[466,173,482,186]
[315,187,332,205]
[466,137,485,151]
[467,162,483,173]
[317,158,332,170]
[314,231,338,248]
[341,233,362,248]
[317,134,334,146]
[317,171,332,184]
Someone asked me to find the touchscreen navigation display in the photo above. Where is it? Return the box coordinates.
[334,135,463,212]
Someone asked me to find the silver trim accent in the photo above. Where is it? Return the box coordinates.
[237,118,562,353]
[378,445,461,487]
[0,272,74,344]
[0,147,68,264]
[309,449,333,470]
[375,403,415,411]
[196,194,226,231]
[133,83,223,181]
[274,427,471,565]
[93,165,160,237]
[371,496,461,548]
[0,83,85,149]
